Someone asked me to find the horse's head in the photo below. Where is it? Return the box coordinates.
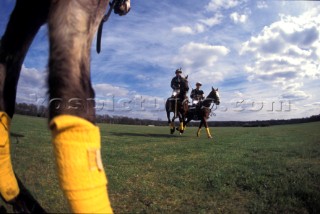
[180,75,189,94]
[207,87,220,105]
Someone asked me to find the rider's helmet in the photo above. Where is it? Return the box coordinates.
[175,68,182,74]
[196,82,202,86]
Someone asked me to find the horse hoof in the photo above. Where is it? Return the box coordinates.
[208,136,213,139]
[170,128,175,134]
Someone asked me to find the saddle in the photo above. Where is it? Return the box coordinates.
[188,101,211,120]
[168,97,180,112]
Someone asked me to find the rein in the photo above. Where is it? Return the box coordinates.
[209,104,216,117]
[200,102,216,117]
[96,0,119,54]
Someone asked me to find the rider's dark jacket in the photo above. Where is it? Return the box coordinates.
[190,88,204,101]
[171,76,182,90]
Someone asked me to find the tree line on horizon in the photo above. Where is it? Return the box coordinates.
[14,102,320,127]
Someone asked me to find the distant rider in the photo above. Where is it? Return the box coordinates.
[171,68,183,97]
[190,82,204,106]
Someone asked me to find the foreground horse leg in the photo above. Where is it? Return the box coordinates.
[197,120,203,137]
[166,99,175,134]
[47,1,111,213]
[170,117,175,134]
[203,118,213,139]
[0,0,49,208]
[183,117,191,132]
[178,116,184,134]
[176,108,185,134]
[179,98,188,134]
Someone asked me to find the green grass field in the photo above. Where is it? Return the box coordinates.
[1,114,320,213]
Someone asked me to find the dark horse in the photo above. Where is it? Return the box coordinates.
[184,87,220,138]
[0,0,130,213]
[165,76,189,134]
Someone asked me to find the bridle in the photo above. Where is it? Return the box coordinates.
[201,91,219,116]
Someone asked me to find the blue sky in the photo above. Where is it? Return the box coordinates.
[1,0,320,121]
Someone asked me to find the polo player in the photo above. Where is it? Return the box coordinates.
[190,82,204,106]
[170,68,183,98]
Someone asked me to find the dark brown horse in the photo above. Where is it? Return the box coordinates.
[0,0,130,213]
[183,87,220,138]
[165,76,189,134]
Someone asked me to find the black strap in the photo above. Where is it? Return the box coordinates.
[96,0,118,54]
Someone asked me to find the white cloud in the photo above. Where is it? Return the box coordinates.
[172,0,245,35]
[206,0,242,11]
[93,83,130,97]
[173,42,229,84]
[19,65,46,88]
[194,23,205,33]
[200,13,223,27]
[171,26,194,35]
[230,12,248,24]
[240,7,320,101]
[172,23,206,35]
[172,0,248,35]
[257,1,268,9]
[280,90,310,101]
[174,42,229,68]
[16,65,47,104]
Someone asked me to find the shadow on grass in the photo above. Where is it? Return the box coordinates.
[108,132,183,138]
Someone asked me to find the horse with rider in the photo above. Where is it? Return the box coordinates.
[166,68,220,138]
[185,87,220,138]
[166,68,189,134]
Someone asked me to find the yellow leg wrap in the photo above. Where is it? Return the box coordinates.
[50,115,112,213]
[0,112,19,201]
[179,122,184,131]
[206,128,213,138]
[197,128,201,137]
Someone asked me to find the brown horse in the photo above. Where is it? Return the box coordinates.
[165,76,189,134]
[183,87,220,138]
[0,0,130,213]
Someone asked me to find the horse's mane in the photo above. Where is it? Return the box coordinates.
[179,76,189,94]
